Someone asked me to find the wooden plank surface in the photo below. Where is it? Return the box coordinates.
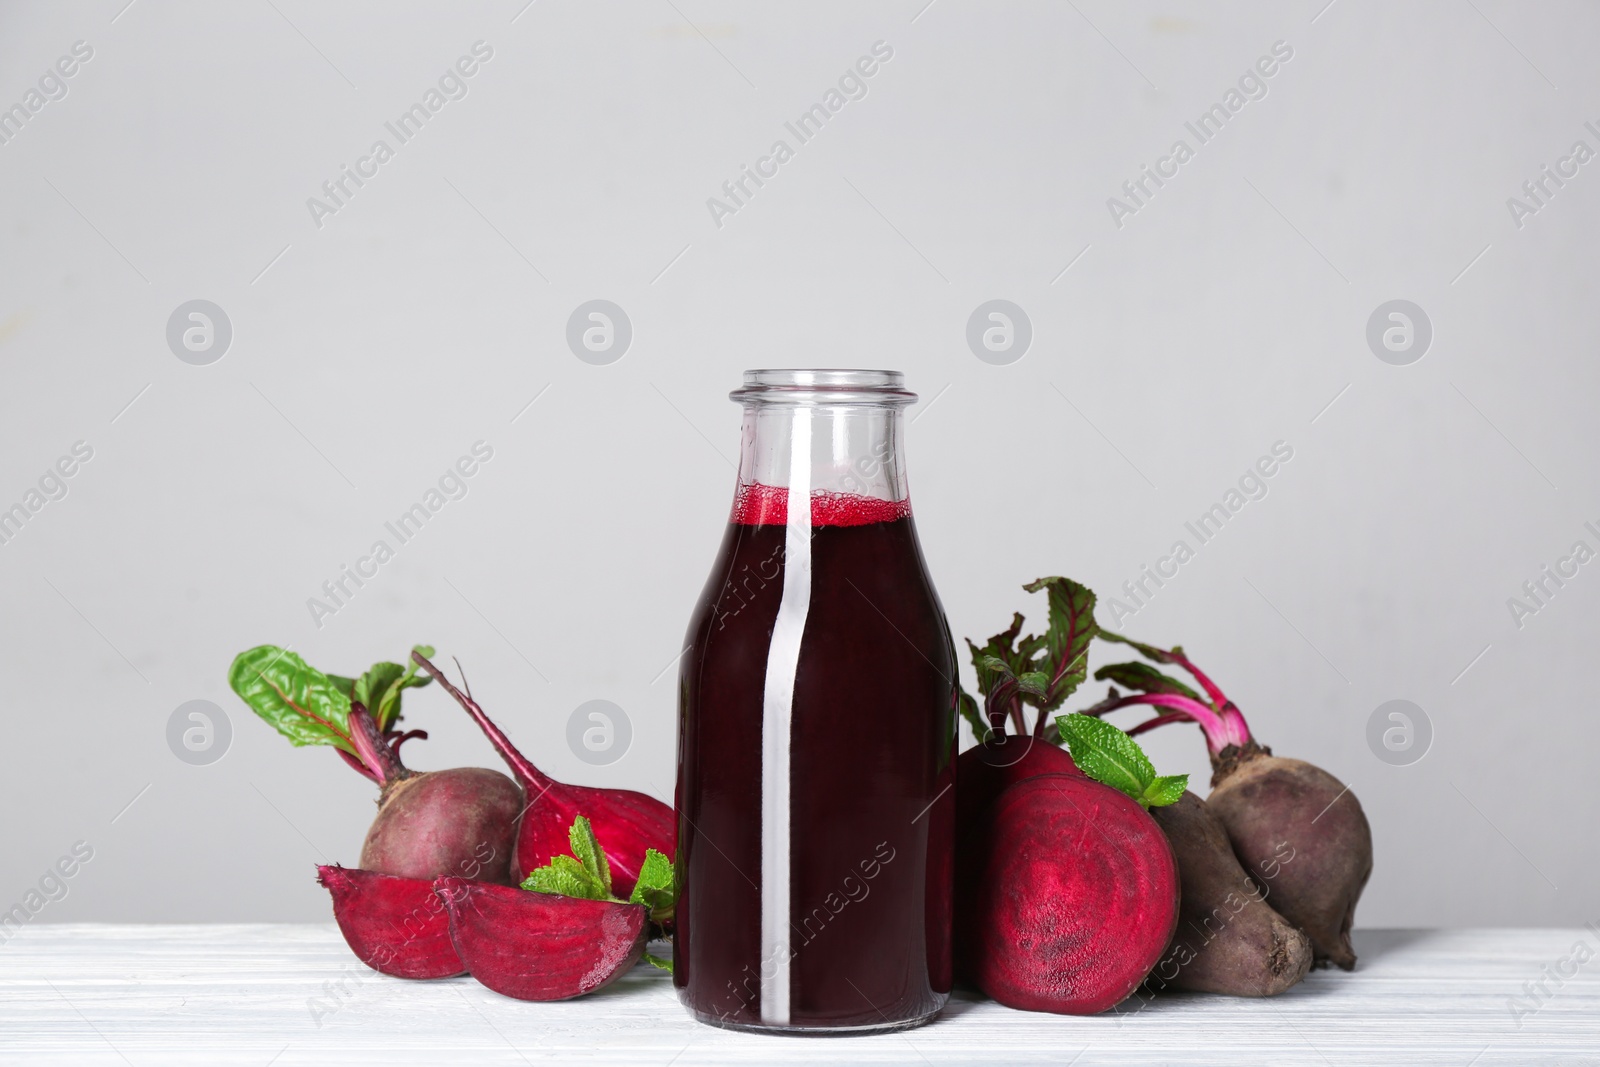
[1,926,1596,1065]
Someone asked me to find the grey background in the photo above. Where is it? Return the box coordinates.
[1,0,1595,929]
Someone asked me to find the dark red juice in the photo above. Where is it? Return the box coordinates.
[675,485,957,1032]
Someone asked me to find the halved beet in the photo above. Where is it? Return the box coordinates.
[317,865,466,979]
[956,734,1081,836]
[435,877,648,1001]
[414,652,675,895]
[956,772,1178,1014]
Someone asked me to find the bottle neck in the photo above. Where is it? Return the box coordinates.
[733,405,909,525]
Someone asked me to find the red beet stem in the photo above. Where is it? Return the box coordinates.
[336,748,383,785]
[1125,712,1191,737]
[410,651,553,793]
[1164,650,1231,708]
[349,702,413,788]
[1088,692,1246,755]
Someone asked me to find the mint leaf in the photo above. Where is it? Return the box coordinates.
[568,815,613,898]
[1093,661,1202,703]
[522,855,610,900]
[629,849,675,909]
[228,646,356,754]
[643,952,673,974]
[1021,577,1098,712]
[629,847,679,924]
[1142,774,1189,808]
[1056,712,1181,808]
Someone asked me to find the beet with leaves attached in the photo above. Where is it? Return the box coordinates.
[1086,632,1373,970]
[229,645,522,885]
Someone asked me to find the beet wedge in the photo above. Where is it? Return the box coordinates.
[413,652,675,895]
[956,773,1179,1015]
[435,877,648,1000]
[317,865,466,979]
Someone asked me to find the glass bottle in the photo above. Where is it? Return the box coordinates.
[674,369,957,1033]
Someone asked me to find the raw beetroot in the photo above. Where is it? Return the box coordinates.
[1090,633,1373,969]
[435,877,649,1000]
[957,772,1179,1014]
[1146,791,1311,996]
[229,646,521,884]
[412,651,675,895]
[316,865,465,979]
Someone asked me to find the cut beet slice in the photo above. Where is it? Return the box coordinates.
[317,865,465,979]
[956,773,1178,1014]
[435,877,649,1001]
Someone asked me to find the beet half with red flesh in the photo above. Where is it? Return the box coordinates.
[1090,635,1373,969]
[1146,791,1311,996]
[317,865,465,979]
[956,772,1179,1014]
[435,876,649,1000]
[414,652,674,896]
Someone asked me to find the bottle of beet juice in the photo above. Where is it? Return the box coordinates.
[675,369,957,1033]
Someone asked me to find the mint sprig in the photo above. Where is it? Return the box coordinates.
[1055,712,1187,809]
[521,815,679,933]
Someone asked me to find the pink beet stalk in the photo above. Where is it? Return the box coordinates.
[1086,691,1248,756]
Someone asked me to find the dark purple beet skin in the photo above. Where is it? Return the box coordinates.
[359,766,521,884]
[1088,636,1374,970]
[1206,743,1372,969]
[1147,790,1312,995]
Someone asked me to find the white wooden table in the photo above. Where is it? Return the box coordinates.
[2,926,1596,1065]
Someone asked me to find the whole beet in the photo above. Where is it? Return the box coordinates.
[1147,790,1312,995]
[360,767,521,884]
[1207,743,1371,970]
[1089,634,1374,971]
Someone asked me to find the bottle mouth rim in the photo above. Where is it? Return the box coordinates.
[731,369,917,405]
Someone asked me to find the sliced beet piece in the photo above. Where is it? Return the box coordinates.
[435,877,648,1001]
[1147,791,1311,996]
[956,772,1177,1015]
[317,865,465,979]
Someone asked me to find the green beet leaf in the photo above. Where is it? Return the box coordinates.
[1093,660,1202,703]
[1022,577,1098,712]
[1055,712,1186,809]
[228,646,356,754]
[352,644,435,731]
